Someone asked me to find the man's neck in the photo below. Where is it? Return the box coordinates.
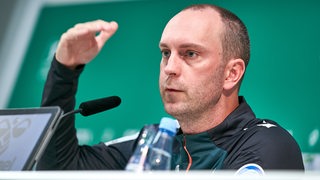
[177,95,239,134]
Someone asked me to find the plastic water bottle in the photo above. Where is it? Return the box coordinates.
[125,125,157,172]
[144,117,178,170]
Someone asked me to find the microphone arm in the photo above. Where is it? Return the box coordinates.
[58,96,121,120]
[59,108,82,120]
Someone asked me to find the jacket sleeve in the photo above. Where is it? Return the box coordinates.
[36,56,135,170]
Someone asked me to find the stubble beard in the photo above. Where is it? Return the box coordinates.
[160,67,225,123]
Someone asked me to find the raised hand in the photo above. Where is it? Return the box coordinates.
[55,20,118,69]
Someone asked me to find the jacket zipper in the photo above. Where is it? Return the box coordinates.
[183,135,192,172]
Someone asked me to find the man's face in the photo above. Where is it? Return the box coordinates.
[159,9,226,120]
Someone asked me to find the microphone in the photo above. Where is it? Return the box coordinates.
[60,96,121,119]
[79,96,121,116]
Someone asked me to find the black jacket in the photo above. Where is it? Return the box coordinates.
[37,58,304,171]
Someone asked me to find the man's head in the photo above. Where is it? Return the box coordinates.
[159,4,249,128]
[182,4,251,88]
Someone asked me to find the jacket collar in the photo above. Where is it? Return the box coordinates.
[172,96,257,170]
[206,96,256,142]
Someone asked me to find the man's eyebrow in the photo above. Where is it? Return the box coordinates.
[179,43,206,50]
[159,42,168,48]
[159,42,206,50]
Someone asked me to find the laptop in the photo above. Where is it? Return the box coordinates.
[0,106,62,171]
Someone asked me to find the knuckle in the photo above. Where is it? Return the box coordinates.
[95,19,104,23]
[74,23,84,29]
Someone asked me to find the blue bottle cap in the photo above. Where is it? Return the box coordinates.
[159,117,178,134]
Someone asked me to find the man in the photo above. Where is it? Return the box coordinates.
[37,4,304,172]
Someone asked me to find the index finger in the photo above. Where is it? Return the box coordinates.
[74,20,117,34]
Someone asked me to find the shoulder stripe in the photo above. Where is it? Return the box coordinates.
[257,120,277,128]
[104,133,139,146]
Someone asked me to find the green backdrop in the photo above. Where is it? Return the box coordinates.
[8,0,320,154]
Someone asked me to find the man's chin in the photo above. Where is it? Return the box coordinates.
[164,105,184,117]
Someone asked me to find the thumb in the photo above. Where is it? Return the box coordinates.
[96,21,118,50]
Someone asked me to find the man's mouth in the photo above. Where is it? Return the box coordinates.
[165,88,182,92]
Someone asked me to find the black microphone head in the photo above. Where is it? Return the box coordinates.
[79,96,121,116]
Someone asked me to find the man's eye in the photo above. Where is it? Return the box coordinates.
[161,50,171,58]
[185,51,197,58]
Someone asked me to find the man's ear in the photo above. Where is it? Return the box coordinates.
[223,58,246,90]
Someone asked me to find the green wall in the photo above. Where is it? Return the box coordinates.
[8,0,320,154]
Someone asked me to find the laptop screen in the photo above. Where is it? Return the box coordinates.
[0,106,62,171]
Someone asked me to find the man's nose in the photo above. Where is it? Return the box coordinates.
[164,53,181,76]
